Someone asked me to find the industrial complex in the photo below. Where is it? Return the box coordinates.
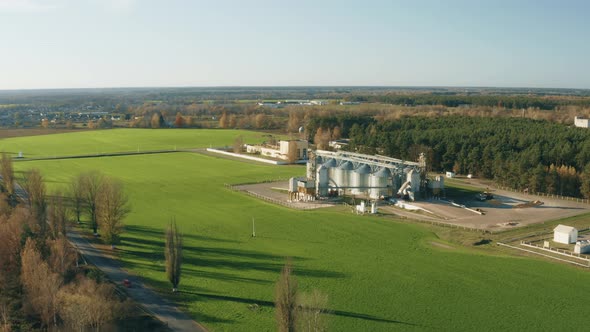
[289,149,444,201]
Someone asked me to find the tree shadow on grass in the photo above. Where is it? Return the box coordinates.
[121,233,308,263]
[125,224,240,244]
[119,242,344,280]
[179,290,421,327]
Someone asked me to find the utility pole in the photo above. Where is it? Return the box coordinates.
[252,217,256,237]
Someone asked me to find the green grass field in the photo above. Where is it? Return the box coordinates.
[6,129,590,331]
[0,128,273,158]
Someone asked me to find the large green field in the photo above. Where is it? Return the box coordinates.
[6,129,590,331]
[0,128,272,158]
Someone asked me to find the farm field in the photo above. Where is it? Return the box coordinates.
[0,128,272,158]
[6,130,590,331]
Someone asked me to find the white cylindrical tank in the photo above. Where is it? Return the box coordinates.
[352,164,371,195]
[322,159,337,188]
[369,168,391,199]
[336,161,353,189]
[317,165,329,196]
[288,177,298,192]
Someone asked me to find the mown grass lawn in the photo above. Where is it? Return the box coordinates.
[7,130,590,331]
[0,128,273,158]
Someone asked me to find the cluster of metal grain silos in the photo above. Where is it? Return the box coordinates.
[310,150,423,200]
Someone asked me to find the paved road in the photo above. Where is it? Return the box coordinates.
[7,177,206,332]
[68,229,207,332]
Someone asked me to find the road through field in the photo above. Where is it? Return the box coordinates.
[67,230,207,332]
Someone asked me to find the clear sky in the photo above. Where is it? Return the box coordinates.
[1,0,589,90]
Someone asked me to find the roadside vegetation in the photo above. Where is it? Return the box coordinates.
[0,156,132,331]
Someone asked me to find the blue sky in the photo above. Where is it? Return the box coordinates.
[1,0,589,89]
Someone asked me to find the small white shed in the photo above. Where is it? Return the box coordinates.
[574,240,590,254]
[553,225,578,244]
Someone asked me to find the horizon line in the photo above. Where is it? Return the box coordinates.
[1,84,589,93]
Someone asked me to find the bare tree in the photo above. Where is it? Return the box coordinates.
[47,235,77,278]
[229,114,237,128]
[313,128,330,150]
[233,136,244,153]
[255,113,267,129]
[151,112,163,128]
[48,191,68,239]
[297,289,329,332]
[58,277,128,331]
[0,207,28,273]
[174,112,185,128]
[275,259,298,332]
[287,141,299,164]
[219,111,229,128]
[0,303,10,332]
[165,219,183,292]
[0,193,11,219]
[0,153,14,199]
[70,175,85,223]
[23,169,47,235]
[79,171,104,235]
[21,238,62,327]
[97,177,130,248]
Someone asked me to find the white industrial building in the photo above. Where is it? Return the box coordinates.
[574,116,590,128]
[300,150,441,201]
[553,225,578,244]
[245,140,308,161]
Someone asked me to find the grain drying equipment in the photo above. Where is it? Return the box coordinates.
[301,150,431,201]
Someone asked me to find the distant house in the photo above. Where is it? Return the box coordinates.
[574,116,590,128]
[553,225,578,244]
[257,102,281,109]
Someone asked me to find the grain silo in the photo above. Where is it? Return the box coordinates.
[322,159,337,188]
[308,150,430,201]
[352,164,371,195]
[335,161,353,191]
[316,165,329,196]
[369,167,391,199]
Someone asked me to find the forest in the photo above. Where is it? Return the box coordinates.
[308,115,590,198]
[344,93,590,110]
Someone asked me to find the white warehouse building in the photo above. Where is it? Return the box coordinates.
[553,225,578,244]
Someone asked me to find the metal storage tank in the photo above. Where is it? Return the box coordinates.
[322,159,337,188]
[335,161,353,189]
[316,165,329,196]
[352,164,371,195]
[369,168,391,199]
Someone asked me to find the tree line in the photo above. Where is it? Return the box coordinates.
[344,93,590,110]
